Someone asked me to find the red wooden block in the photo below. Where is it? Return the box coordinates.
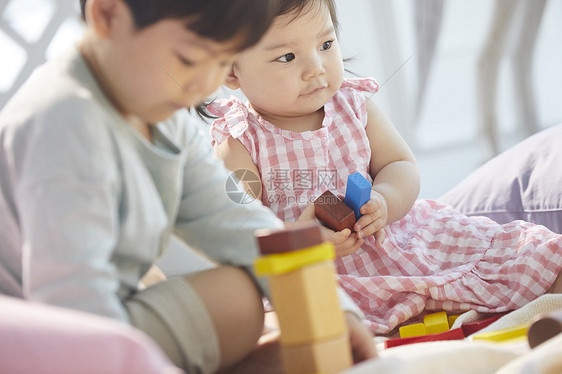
[255,222,323,255]
[314,190,356,232]
[384,327,465,349]
[460,313,507,336]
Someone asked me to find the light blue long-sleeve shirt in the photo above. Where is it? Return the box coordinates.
[0,45,291,321]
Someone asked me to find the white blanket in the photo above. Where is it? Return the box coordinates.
[343,295,562,374]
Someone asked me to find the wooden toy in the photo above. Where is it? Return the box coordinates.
[448,315,459,328]
[472,323,529,343]
[398,311,449,338]
[281,334,352,374]
[423,311,449,335]
[527,310,562,348]
[386,313,508,349]
[267,260,347,345]
[344,172,371,220]
[386,327,465,349]
[314,190,356,232]
[459,313,507,336]
[398,323,426,338]
[254,239,337,277]
[256,222,323,255]
[254,224,352,373]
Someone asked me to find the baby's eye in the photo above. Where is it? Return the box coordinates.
[276,53,295,63]
[321,41,333,51]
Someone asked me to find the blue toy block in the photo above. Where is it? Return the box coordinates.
[344,172,371,220]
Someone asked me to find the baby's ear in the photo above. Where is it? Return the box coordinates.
[224,67,241,90]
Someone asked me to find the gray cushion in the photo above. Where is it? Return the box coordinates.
[439,124,562,234]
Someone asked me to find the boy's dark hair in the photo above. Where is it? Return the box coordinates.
[80,0,277,51]
[80,0,278,119]
[80,0,86,19]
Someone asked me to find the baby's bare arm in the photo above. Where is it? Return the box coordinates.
[215,136,263,201]
[364,99,420,225]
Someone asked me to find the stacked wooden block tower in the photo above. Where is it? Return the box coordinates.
[254,223,352,374]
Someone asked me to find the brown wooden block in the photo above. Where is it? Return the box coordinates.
[255,222,323,255]
[314,190,356,232]
[269,261,347,345]
[280,334,352,374]
[528,310,562,348]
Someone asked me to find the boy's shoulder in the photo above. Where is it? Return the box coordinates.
[0,47,125,184]
[0,47,114,137]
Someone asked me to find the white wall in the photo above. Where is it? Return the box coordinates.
[336,0,562,146]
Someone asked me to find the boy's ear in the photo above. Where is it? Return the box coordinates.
[224,67,241,90]
[86,0,125,38]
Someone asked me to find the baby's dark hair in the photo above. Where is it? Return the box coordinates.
[199,0,342,120]
[274,0,339,34]
[79,0,277,51]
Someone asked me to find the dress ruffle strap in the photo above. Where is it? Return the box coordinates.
[340,77,379,94]
[207,97,255,146]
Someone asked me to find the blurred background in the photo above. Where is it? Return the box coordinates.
[1,0,561,200]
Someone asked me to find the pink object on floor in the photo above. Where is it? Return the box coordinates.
[0,295,182,374]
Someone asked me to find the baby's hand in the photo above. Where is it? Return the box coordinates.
[354,191,388,247]
[324,228,364,257]
[296,203,364,257]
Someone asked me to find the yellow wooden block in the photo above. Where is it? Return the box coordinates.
[281,334,352,374]
[472,323,530,343]
[399,323,426,338]
[269,261,347,345]
[424,311,449,335]
[254,243,335,276]
[448,315,459,328]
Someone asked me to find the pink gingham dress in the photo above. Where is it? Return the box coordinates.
[209,78,562,334]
